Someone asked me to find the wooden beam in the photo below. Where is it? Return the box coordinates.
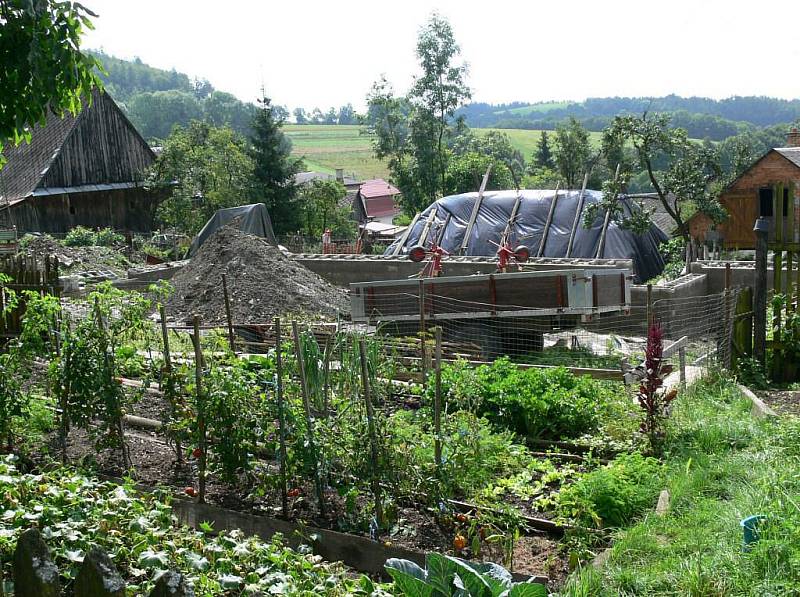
[417,209,438,247]
[460,165,492,254]
[537,183,560,257]
[565,173,589,258]
[391,212,420,256]
[596,165,621,259]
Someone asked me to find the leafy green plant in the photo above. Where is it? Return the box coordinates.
[557,452,663,529]
[735,356,770,390]
[385,553,546,596]
[63,225,97,246]
[94,227,125,246]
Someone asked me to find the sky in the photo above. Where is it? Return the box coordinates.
[82,0,800,111]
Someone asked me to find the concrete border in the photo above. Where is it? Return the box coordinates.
[738,383,778,418]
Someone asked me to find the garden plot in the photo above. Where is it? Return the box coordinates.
[1,284,675,591]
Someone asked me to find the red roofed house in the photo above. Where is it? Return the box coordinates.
[353,178,401,226]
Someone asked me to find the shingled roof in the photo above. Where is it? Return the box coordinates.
[0,110,80,204]
[775,147,800,169]
[0,89,155,206]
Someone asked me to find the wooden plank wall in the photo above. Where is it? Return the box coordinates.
[0,255,60,339]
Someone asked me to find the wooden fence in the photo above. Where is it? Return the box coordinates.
[0,255,60,339]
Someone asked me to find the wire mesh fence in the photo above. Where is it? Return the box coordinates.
[353,287,741,383]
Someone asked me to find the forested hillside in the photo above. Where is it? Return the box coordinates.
[458,96,800,140]
[90,51,260,140]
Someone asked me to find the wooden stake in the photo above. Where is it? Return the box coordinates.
[292,320,326,516]
[160,304,182,464]
[724,263,733,368]
[419,279,427,389]
[274,317,289,519]
[221,274,236,354]
[537,182,560,257]
[434,326,443,471]
[358,338,383,528]
[192,315,207,503]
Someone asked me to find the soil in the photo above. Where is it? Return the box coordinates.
[757,388,800,416]
[20,234,140,277]
[166,227,349,325]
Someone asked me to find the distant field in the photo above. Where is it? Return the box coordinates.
[283,124,604,180]
[502,101,570,116]
[284,124,390,180]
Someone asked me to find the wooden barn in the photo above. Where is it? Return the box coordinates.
[689,129,800,249]
[0,89,163,234]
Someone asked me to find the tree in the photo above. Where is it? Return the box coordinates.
[603,113,723,245]
[0,0,102,166]
[297,179,356,238]
[310,107,324,124]
[337,104,357,125]
[149,121,254,234]
[293,107,308,124]
[409,12,471,202]
[534,130,555,169]
[250,95,303,234]
[324,107,338,125]
[554,117,592,188]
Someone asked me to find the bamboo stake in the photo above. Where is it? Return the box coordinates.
[192,315,207,503]
[358,338,384,528]
[419,279,427,390]
[274,317,289,519]
[221,274,236,354]
[292,320,326,516]
[434,326,443,471]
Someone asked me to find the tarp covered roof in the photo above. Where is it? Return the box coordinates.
[384,189,668,282]
[189,203,277,256]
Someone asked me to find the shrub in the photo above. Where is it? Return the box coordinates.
[557,452,663,528]
[63,225,97,246]
[94,227,125,246]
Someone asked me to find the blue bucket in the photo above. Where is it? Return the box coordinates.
[740,515,767,550]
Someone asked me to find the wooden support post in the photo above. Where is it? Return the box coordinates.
[434,327,443,471]
[358,338,383,528]
[566,174,589,258]
[221,274,236,354]
[274,317,289,519]
[537,182,560,257]
[460,166,492,255]
[646,283,654,328]
[595,164,620,259]
[160,304,181,464]
[419,279,427,389]
[679,347,686,387]
[292,320,326,517]
[724,263,733,368]
[754,218,768,367]
[787,252,794,317]
[773,250,783,336]
[192,315,207,504]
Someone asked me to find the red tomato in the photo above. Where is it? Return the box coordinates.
[287,488,301,498]
[184,487,197,497]
[453,534,467,551]
[192,448,203,459]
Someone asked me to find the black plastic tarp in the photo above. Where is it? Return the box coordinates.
[189,203,277,256]
[385,190,668,282]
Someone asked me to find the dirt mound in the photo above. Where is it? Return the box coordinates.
[166,226,348,324]
[20,234,132,276]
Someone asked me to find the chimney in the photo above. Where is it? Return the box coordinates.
[787,127,800,148]
[335,168,344,183]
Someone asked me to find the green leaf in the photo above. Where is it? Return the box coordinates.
[219,574,243,589]
[506,581,548,597]
[385,558,433,597]
[138,549,170,569]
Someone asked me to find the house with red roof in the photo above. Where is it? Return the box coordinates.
[353,178,402,226]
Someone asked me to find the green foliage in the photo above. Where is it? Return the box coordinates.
[735,356,770,390]
[557,452,663,528]
[436,358,610,439]
[0,1,102,166]
[250,96,304,234]
[149,121,254,235]
[769,294,800,382]
[385,553,546,597]
[0,352,26,450]
[554,117,592,189]
[534,130,555,169]
[0,457,381,595]
[63,226,124,247]
[298,179,356,239]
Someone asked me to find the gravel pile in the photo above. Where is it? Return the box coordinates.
[166,226,348,324]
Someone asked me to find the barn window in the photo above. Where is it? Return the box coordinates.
[759,188,773,217]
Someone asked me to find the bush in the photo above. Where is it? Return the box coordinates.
[63,225,97,246]
[436,358,611,439]
[95,227,125,246]
[557,452,663,528]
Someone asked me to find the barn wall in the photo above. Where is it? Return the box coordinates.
[9,187,162,234]
[39,92,154,189]
[716,152,800,248]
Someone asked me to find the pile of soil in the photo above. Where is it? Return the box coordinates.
[21,234,134,276]
[166,226,348,324]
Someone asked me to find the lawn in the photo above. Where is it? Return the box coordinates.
[474,127,604,158]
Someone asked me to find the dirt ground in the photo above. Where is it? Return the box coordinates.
[757,388,800,416]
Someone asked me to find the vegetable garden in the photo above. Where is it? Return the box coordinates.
[0,280,703,595]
